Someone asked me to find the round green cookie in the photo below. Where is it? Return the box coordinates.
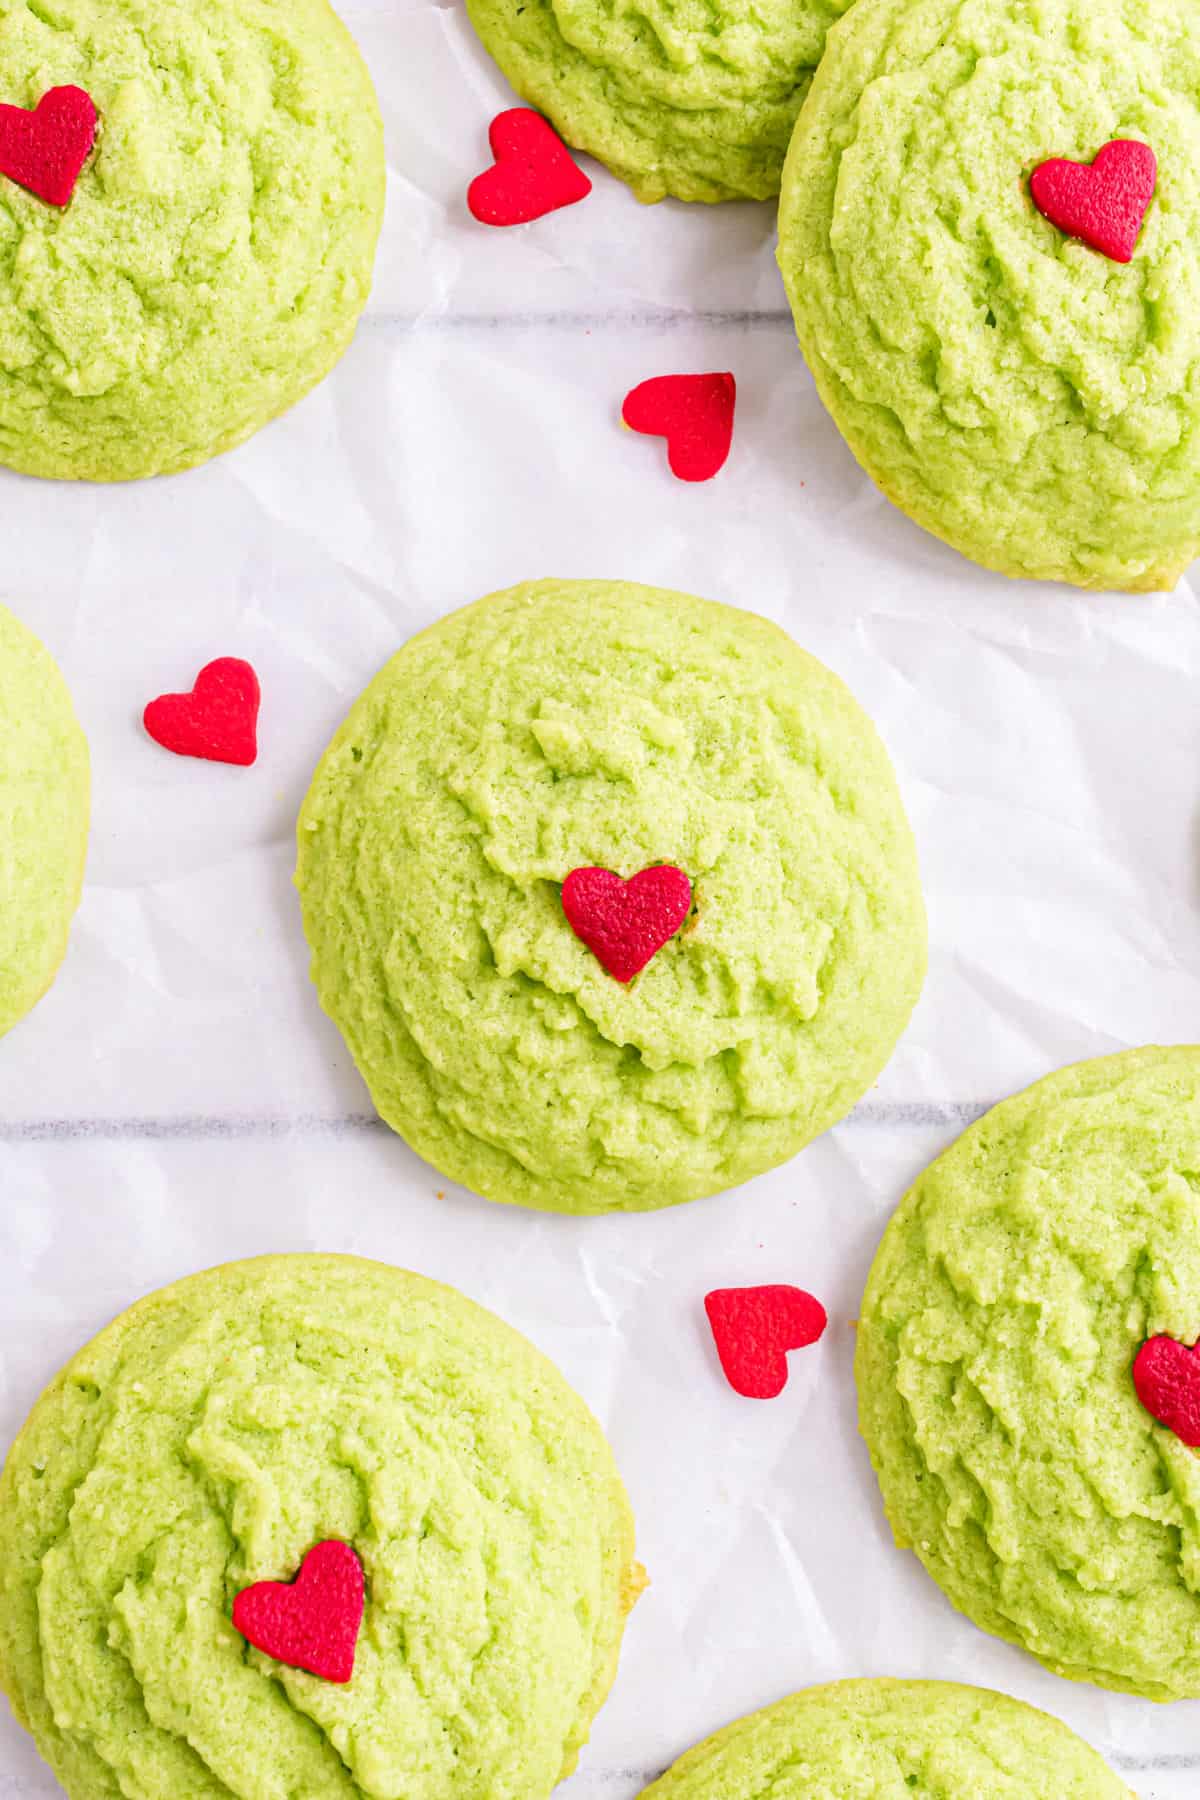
[0,606,89,1037]
[778,0,1200,590]
[295,580,926,1215]
[465,0,851,202]
[858,1046,1200,1701]
[0,1254,641,1800]
[639,1680,1132,1796]
[0,0,384,481]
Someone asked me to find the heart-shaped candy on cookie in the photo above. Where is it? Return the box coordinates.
[562,865,692,982]
[705,1285,828,1399]
[622,373,736,482]
[233,1540,364,1683]
[1133,1334,1200,1446]
[0,87,97,207]
[468,108,591,226]
[144,657,260,766]
[1030,139,1156,264]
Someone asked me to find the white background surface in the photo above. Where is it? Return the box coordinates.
[2,0,1200,1793]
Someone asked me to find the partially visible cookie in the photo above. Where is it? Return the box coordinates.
[465,0,852,202]
[296,579,926,1214]
[0,607,88,1037]
[858,1046,1200,1700]
[639,1680,1132,1796]
[0,0,384,481]
[0,1254,641,1800]
[778,0,1200,589]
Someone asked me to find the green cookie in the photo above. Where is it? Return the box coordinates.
[858,1046,1200,1700]
[0,606,89,1038]
[0,0,384,481]
[296,580,926,1215]
[640,1680,1132,1796]
[778,0,1200,590]
[0,1254,641,1800]
[465,0,851,202]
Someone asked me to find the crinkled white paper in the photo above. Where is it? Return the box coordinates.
[1,1,1199,1793]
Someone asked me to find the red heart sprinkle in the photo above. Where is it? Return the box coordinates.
[233,1540,364,1684]
[468,108,591,227]
[622,373,736,482]
[705,1286,828,1399]
[144,658,260,766]
[1030,139,1156,264]
[1133,1334,1200,1446]
[562,865,691,983]
[0,87,97,208]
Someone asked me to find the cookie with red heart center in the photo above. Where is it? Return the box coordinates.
[561,865,692,982]
[233,1541,364,1683]
[0,87,96,207]
[705,1286,828,1398]
[144,658,260,766]
[296,579,926,1215]
[0,1255,643,1799]
[1030,139,1156,263]
[0,0,385,482]
[857,1046,1200,1702]
[622,374,736,483]
[468,109,591,226]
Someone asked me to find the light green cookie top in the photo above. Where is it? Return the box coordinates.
[0,0,384,481]
[296,580,926,1215]
[0,606,88,1037]
[778,0,1200,590]
[465,0,851,201]
[858,1046,1200,1701]
[0,1254,641,1800]
[639,1680,1132,1796]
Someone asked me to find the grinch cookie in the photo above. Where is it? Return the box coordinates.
[0,607,89,1037]
[639,1680,1131,1796]
[0,1255,641,1800]
[465,0,852,202]
[778,0,1200,589]
[858,1046,1200,1700]
[296,580,926,1214]
[0,0,384,481]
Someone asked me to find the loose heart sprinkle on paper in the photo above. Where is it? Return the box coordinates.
[622,373,736,482]
[562,865,692,982]
[705,1285,828,1399]
[233,1541,364,1684]
[0,86,97,207]
[143,657,260,766]
[1030,139,1156,264]
[1133,1334,1200,1446]
[468,108,592,227]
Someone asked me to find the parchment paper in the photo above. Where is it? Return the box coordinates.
[1,1,1199,1792]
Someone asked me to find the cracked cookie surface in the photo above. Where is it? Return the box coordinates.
[858,1045,1200,1699]
[778,0,1200,589]
[295,580,926,1214]
[0,1254,640,1800]
[638,1679,1132,1796]
[465,0,851,201]
[0,605,88,1037]
[0,0,384,480]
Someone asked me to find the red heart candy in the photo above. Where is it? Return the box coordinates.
[144,658,260,766]
[233,1540,364,1684]
[705,1285,828,1399]
[1133,1334,1200,1446]
[622,373,736,482]
[561,865,691,983]
[1030,139,1156,264]
[468,108,591,227]
[0,87,97,208]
